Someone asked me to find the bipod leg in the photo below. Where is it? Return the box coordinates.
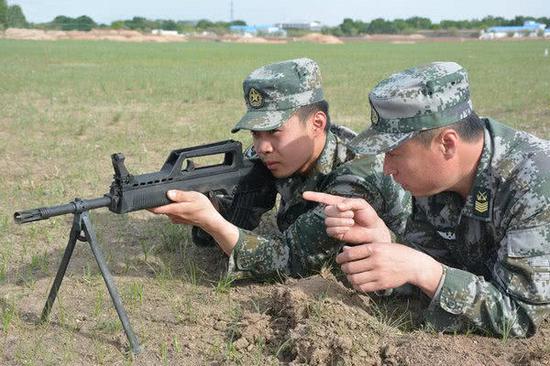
[40,212,82,322]
[80,212,141,355]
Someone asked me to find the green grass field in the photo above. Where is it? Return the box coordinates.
[1,39,549,364]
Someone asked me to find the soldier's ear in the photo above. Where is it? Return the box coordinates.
[311,111,327,135]
[439,129,458,158]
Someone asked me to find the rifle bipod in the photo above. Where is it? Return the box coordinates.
[40,208,141,355]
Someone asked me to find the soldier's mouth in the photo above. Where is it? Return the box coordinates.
[265,161,280,169]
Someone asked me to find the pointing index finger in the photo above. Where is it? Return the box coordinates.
[303,191,345,206]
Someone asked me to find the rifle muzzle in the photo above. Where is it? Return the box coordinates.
[14,196,113,224]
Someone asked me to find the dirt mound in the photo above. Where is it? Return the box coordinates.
[364,33,427,43]
[256,274,388,365]
[299,33,344,44]
[4,28,57,40]
[2,28,187,42]
[220,34,287,44]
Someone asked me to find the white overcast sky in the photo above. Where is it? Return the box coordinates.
[7,0,549,26]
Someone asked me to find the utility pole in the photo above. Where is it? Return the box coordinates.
[230,0,234,22]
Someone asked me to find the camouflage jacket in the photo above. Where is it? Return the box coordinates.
[226,125,411,279]
[404,118,550,337]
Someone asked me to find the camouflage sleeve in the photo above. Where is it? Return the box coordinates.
[426,191,550,337]
[229,167,411,280]
[367,173,411,238]
[339,156,412,238]
[229,203,335,279]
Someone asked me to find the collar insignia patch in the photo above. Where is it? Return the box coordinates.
[474,190,489,214]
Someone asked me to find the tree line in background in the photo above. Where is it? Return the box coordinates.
[325,16,550,36]
[0,1,548,35]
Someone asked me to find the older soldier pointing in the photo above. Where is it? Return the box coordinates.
[304,61,550,337]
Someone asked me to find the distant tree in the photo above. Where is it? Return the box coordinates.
[229,20,246,26]
[340,18,357,36]
[7,5,28,28]
[125,16,148,30]
[74,15,95,31]
[440,20,463,29]
[196,19,214,29]
[0,0,7,28]
[159,19,177,30]
[337,18,368,36]
[393,18,411,33]
[52,15,72,29]
[367,18,398,34]
[323,25,343,37]
[111,20,125,29]
[52,15,96,31]
[405,16,432,29]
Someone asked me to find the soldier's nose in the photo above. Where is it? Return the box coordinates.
[256,140,273,154]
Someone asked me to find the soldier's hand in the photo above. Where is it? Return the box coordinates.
[149,190,240,256]
[336,244,443,297]
[148,190,223,231]
[302,191,391,244]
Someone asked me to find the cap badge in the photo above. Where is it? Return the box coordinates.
[248,88,263,108]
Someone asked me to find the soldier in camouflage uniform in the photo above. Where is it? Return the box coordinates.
[305,61,550,337]
[150,58,410,280]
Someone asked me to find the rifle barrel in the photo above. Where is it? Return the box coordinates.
[14,196,112,224]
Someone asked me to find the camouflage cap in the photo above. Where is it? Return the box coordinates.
[350,61,473,155]
[231,58,324,133]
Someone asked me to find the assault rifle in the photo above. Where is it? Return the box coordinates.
[14,140,257,354]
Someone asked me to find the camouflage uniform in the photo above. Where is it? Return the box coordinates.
[350,61,550,337]
[213,58,411,280]
[226,126,410,279]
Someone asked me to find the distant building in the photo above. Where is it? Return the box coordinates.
[275,21,323,32]
[229,24,286,37]
[151,29,181,36]
[485,21,546,38]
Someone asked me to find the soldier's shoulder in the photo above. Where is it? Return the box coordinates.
[323,154,386,190]
[335,154,384,176]
[488,119,550,193]
[329,124,357,144]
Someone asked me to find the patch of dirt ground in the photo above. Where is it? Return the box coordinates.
[299,33,344,44]
[2,28,187,42]
[2,267,549,364]
[1,213,549,365]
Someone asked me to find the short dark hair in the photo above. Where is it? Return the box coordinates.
[294,100,331,131]
[412,112,484,147]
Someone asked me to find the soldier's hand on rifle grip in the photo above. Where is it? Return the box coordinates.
[149,190,240,256]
